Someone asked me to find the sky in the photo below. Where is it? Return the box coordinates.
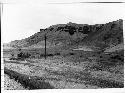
[1,0,125,43]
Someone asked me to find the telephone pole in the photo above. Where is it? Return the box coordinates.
[45,34,47,59]
[40,28,47,59]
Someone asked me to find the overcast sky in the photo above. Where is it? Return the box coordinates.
[1,0,125,43]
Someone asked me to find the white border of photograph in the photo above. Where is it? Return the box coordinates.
[1,0,125,93]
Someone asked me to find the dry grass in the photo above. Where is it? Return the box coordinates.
[4,49,124,89]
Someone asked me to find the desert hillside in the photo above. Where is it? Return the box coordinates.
[3,19,123,52]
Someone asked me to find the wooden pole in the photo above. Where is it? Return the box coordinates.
[45,34,47,59]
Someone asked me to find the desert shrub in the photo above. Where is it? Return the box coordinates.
[10,57,17,60]
[40,54,44,57]
[49,27,54,31]
[47,54,53,56]
[63,25,76,35]
[83,26,90,34]
[55,53,60,55]
[17,52,31,60]
[69,52,74,55]
[57,27,64,31]
[10,53,16,60]
[40,53,54,57]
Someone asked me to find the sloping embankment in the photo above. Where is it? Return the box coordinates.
[4,67,54,89]
[4,74,26,90]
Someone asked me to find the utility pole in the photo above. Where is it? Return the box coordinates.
[45,34,47,59]
[40,28,47,59]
